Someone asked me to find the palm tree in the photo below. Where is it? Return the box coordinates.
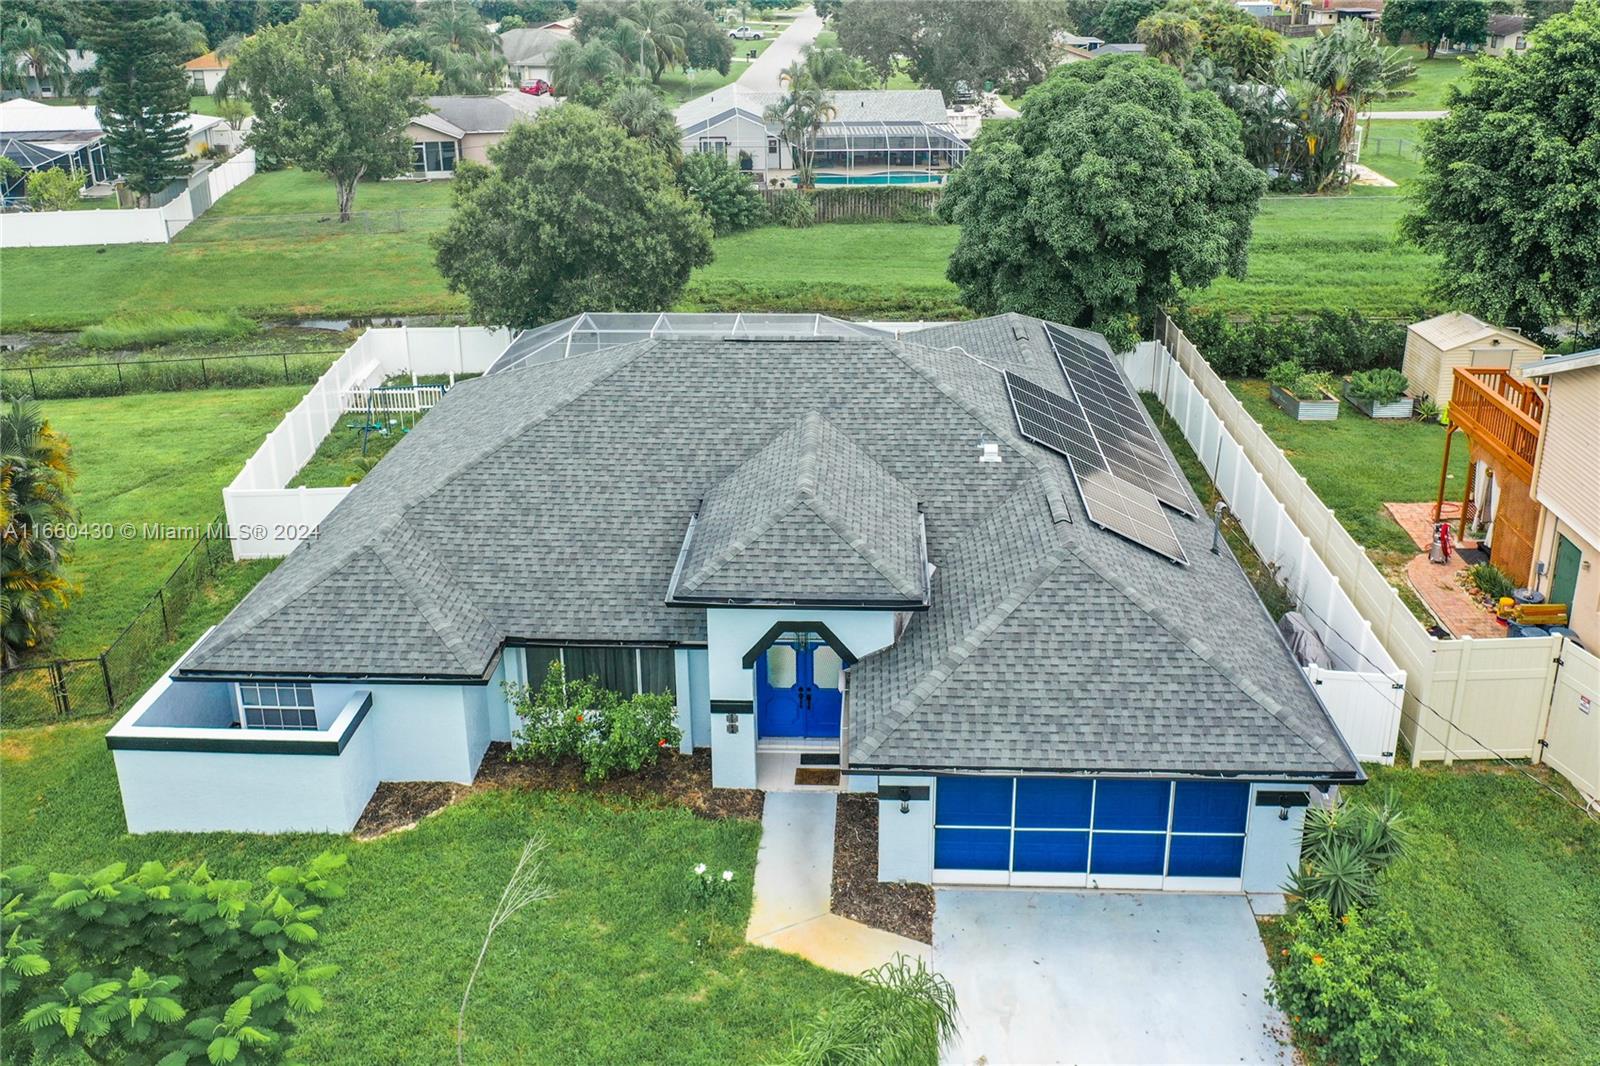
[1283,20,1415,159]
[780,48,873,91]
[550,39,622,97]
[1136,12,1201,70]
[1,398,77,667]
[388,0,507,93]
[764,87,835,189]
[3,15,70,99]
[605,84,683,165]
[618,0,686,85]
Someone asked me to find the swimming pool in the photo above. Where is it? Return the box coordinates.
[811,172,945,186]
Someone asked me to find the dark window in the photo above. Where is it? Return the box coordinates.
[525,645,561,687]
[521,645,679,698]
[639,648,676,694]
[564,646,636,694]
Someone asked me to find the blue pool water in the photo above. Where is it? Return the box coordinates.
[812,172,944,186]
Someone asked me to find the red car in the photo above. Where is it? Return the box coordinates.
[519,79,553,96]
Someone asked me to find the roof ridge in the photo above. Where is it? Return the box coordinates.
[1058,539,1347,764]
[802,494,924,599]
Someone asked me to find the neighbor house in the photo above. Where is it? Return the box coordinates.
[109,312,1361,895]
[675,87,970,185]
[1523,349,1600,649]
[1403,311,1544,408]
[499,25,571,87]
[403,92,559,177]
[184,50,230,94]
[1480,13,1529,56]
[0,98,222,201]
[1293,0,1384,27]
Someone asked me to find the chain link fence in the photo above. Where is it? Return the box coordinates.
[186,207,454,244]
[3,348,342,400]
[1,523,229,728]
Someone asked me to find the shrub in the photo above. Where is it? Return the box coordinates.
[1271,899,1450,1066]
[0,853,346,1065]
[507,660,681,782]
[678,152,766,236]
[1287,793,1407,918]
[765,188,815,228]
[80,310,260,350]
[1414,398,1442,423]
[1,399,77,666]
[1346,367,1409,405]
[1170,306,1407,378]
[782,955,961,1066]
[1266,360,1335,400]
[24,167,83,212]
[1467,562,1514,603]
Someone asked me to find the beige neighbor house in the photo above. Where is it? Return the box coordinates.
[403,93,559,178]
[184,51,230,95]
[1482,14,1530,57]
[1523,349,1600,649]
[1403,311,1545,408]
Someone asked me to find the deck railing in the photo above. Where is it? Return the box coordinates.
[1449,367,1545,482]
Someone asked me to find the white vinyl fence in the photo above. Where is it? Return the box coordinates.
[223,326,508,559]
[0,149,255,248]
[1145,315,1599,803]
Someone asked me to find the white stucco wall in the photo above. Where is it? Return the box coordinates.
[1241,784,1312,893]
[362,683,489,783]
[877,774,935,883]
[704,607,897,702]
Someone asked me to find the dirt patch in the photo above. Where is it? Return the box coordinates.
[472,744,764,821]
[352,781,469,840]
[830,793,933,944]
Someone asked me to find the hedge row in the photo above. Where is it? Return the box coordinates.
[1169,307,1408,378]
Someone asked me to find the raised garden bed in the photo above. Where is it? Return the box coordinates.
[1270,382,1341,421]
[1344,389,1415,419]
[1343,368,1415,419]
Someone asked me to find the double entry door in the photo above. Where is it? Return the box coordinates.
[756,635,843,739]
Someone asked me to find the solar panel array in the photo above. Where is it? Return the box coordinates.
[1044,324,1196,517]
[1003,371,1189,565]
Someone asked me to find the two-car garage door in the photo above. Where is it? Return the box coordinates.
[933,776,1252,891]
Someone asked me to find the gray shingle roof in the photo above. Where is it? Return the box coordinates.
[420,93,556,136]
[676,87,949,129]
[180,316,1359,778]
[668,412,927,606]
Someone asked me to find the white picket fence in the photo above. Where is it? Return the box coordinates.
[342,384,448,415]
[223,326,508,559]
[1143,315,1598,802]
[0,149,256,248]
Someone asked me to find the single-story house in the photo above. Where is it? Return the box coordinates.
[499,26,571,87]
[403,92,560,177]
[109,312,1361,895]
[1523,349,1600,649]
[184,50,230,94]
[6,48,96,99]
[675,87,969,185]
[1294,0,1383,27]
[1061,42,1149,62]
[1482,13,1530,57]
[0,98,222,200]
[1402,310,1545,407]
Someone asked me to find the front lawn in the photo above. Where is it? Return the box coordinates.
[1369,52,1469,112]
[33,386,303,657]
[1226,379,1465,562]
[1350,764,1600,1064]
[1,723,855,1064]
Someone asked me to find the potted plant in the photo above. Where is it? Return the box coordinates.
[1344,368,1414,419]
[1266,361,1340,421]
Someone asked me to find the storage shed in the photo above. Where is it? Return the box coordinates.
[1403,311,1544,407]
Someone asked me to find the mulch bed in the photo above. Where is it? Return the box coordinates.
[830,793,934,944]
[353,744,765,837]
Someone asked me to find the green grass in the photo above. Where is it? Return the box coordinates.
[1360,118,1432,188]
[662,34,778,104]
[79,310,260,350]
[1369,51,1469,112]
[289,414,413,488]
[37,386,304,657]
[1,722,855,1063]
[1227,379,1465,561]
[1352,764,1600,1064]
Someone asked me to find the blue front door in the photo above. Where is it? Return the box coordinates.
[757,638,843,739]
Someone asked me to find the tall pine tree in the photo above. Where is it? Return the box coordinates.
[78,1,192,206]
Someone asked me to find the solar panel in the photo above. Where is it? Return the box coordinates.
[1043,324,1195,517]
[1003,372,1188,565]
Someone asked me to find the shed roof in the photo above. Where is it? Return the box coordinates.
[1408,310,1537,352]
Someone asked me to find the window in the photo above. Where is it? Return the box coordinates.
[697,137,728,158]
[767,136,779,156]
[411,140,458,175]
[238,682,317,730]
[521,645,678,697]
[1515,35,1527,48]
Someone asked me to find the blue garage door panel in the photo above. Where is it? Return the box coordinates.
[1012,829,1089,872]
[1089,831,1166,875]
[935,828,1010,870]
[936,776,1013,826]
[1171,781,1250,834]
[1167,835,1246,878]
[1091,780,1171,831]
[1015,778,1092,828]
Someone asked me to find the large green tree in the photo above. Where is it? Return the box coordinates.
[432,106,713,329]
[1074,0,1164,43]
[76,1,193,206]
[0,399,76,667]
[1380,0,1489,59]
[938,56,1265,347]
[232,0,438,222]
[835,0,1069,96]
[1403,1,1600,337]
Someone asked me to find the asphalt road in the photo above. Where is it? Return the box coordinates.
[733,6,824,93]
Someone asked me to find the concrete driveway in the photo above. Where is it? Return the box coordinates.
[933,891,1291,1065]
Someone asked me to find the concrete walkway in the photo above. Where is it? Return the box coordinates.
[1364,109,1448,120]
[734,6,824,93]
[934,890,1292,1066]
[746,792,928,974]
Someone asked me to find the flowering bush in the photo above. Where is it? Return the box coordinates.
[506,660,681,781]
[1271,899,1450,1066]
[688,863,736,907]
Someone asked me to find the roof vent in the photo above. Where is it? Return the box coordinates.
[977,433,1002,464]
